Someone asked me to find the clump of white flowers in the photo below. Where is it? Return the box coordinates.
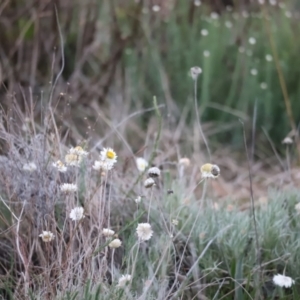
[60,183,77,193]
[200,163,220,179]
[273,274,295,288]
[69,207,84,221]
[136,223,153,241]
[23,162,37,172]
[39,231,55,242]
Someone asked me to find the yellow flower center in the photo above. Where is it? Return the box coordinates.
[201,163,213,173]
[107,150,115,159]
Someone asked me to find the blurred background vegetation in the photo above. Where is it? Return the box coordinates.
[0,0,300,153]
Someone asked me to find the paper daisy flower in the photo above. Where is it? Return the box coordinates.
[39,231,55,242]
[136,157,148,172]
[135,196,142,204]
[60,183,77,193]
[109,238,122,248]
[117,274,132,287]
[144,178,155,188]
[190,66,202,80]
[23,162,37,172]
[65,153,82,167]
[103,228,115,237]
[200,163,220,179]
[148,167,160,178]
[100,147,117,166]
[136,223,153,241]
[68,146,88,156]
[69,207,84,221]
[92,160,114,171]
[179,157,190,167]
[52,160,67,173]
[273,274,295,288]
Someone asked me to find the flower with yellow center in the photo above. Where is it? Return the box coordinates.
[100,147,117,166]
[200,163,220,179]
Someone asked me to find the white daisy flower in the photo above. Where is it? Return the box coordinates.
[201,29,208,36]
[68,146,88,156]
[201,163,220,179]
[69,207,84,221]
[249,37,256,45]
[172,219,179,226]
[103,228,115,237]
[135,196,142,204]
[92,160,114,171]
[52,160,67,173]
[203,50,210,57]
[109,238,122,248]
[60,183,77,193]
[179,157,190,167]
[273,274,294,288]
[100,148,117,166]
[265,54,273,61]
[117,274,132,287]
[65,153,83,167]
[225,21,232,28]
[194,0,201,6]
[190,66,202,80]
[250,68,258,76]
[260,82,268,89]
[136,223,153,241]
[39,231,55,242]
[23,162,37,172]
[152,5,160,12]
[136,157,148,172]
[210,12,219,19]
[282,137,293,145]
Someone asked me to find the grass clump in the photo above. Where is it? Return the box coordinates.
[0,98,300,299]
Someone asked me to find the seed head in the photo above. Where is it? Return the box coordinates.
[148,167,160,178]
[144,178,155,188]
